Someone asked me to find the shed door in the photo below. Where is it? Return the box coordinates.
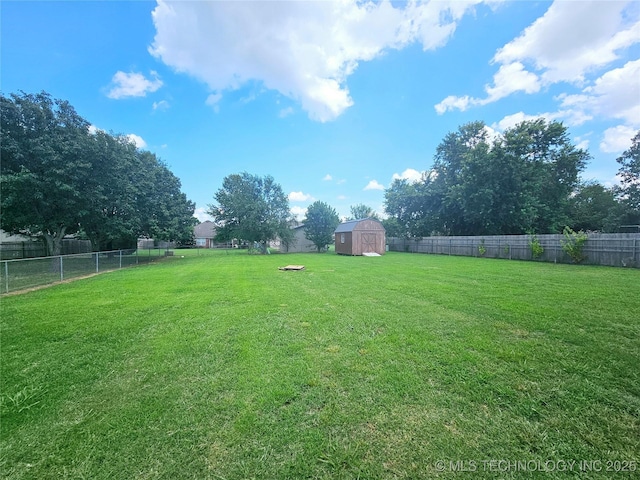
[361,233,377,253]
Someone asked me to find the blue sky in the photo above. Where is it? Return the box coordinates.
[2,1,639,221]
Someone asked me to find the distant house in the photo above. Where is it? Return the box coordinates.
[280,224,318,253]
[194,221,217,248]
[335,218,386,255]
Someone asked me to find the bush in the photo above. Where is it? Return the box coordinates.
[561,226,588,264]
[529,235,544,259]
[478,239,487,256]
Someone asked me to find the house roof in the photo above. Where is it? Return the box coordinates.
[194,221,216,238]
[334,218,384,233]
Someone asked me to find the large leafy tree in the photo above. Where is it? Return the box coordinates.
[208,172,291,253]
[384,119,588,236]
[134,151,197,247]
[616,130,640,225]
[1,91,196,254]
[348,203,380,221]
[384,174,439,237]
[500,119,588,233]
[1,92,94,255]
[80,132,142,250]
[303,201,339,252]
[569,181,622,232]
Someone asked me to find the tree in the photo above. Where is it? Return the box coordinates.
[1,91,197,254]
[79,132,143,250]
[569,181,622,232]
[616,130,640,225]
[208,172,291,253]
[1,91,94,255]
[383,119,589,236]
[349,203,379,221]
[303,201,339,252]
[501,119,588,233]
[134,151,197,247]
[384,174,439,237]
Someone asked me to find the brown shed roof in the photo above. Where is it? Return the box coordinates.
[334,218,385,233]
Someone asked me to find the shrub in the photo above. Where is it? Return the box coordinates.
[561,226,588,264]
[529,235,544,259]
[478,239,487,256]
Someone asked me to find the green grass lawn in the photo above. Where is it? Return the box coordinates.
[1,251,639,479]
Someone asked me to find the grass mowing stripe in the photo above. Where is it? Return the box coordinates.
[1,252,638,479]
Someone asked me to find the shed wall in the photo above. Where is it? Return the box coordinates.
[335,232,353,255]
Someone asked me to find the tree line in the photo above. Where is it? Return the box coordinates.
[1,91,197,256]
[383,120,640,237]
[5,91,636,258]
[208,120,640,255]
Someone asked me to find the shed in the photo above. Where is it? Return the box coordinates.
[335,218,386,256]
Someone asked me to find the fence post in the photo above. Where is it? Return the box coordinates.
[119,250,122,269]
[60,256,64,282]
[4,261,8,293]
[96,252,99,273]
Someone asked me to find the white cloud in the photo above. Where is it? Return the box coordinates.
[435,62,540,114]
[153,100,170,111]
[149,0,484,122]
[278,107,294,118]
[435,95,475,114]
[436,1,640,113]
[493,1,640,85]
[193,207,213,223]
[364,179,384,191]
[337,195,347,201]
[127,134,147,149]
[600,125,637,153]
[557,60,640,125]
[392,168,423,183]
[290,206,307,219]
[288,191,315,202]
[493,112,545,131]
[90,125,147,149]
[574,133,591,152]
[205,92,223,112]
[107,71,163,99]
[483,62,540,102]
[323,174,333,181]
[482,125,501,144]
[583,59,640,124]
[492,109,592,132]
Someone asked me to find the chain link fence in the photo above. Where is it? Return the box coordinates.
[0,248,169,294]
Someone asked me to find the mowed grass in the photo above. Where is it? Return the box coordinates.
[1,251,639,479]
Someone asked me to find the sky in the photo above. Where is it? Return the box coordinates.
[2,0,639,222]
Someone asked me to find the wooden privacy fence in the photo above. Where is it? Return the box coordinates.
[387,233,640,268]
[0,239,92,260]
